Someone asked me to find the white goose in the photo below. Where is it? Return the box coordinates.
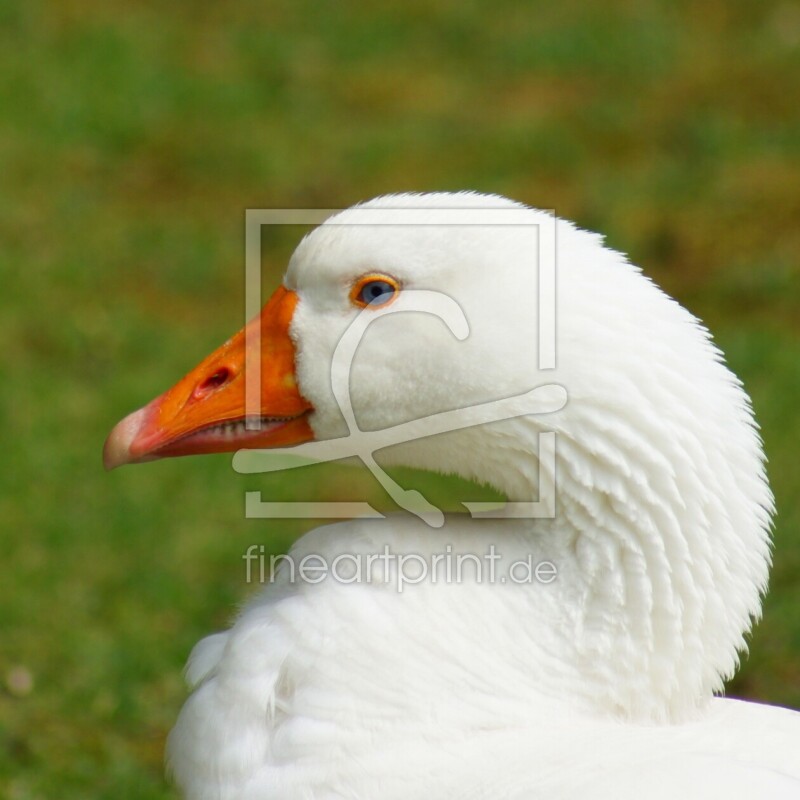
[104,193,800,799]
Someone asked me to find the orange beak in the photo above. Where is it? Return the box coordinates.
[103,285,314,470]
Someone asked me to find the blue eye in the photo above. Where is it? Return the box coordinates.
[352,275,400,307]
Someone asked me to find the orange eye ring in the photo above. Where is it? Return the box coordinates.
[349,273,401,309]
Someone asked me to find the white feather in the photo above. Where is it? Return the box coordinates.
[166,193,797,798]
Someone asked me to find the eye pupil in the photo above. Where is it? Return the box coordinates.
[358,279,396,306]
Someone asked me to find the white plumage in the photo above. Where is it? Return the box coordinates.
[109,193,800,798]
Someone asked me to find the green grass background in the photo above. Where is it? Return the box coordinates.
[1,0,799,797]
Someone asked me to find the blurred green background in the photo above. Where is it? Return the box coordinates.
[1,0,799,797]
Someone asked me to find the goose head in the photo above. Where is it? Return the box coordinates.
[104,194,556,480]
[104,192,774,721]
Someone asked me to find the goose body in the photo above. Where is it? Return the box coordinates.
[104,194,800,798]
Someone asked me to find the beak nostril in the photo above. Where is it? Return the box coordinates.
[197,367,232,396]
